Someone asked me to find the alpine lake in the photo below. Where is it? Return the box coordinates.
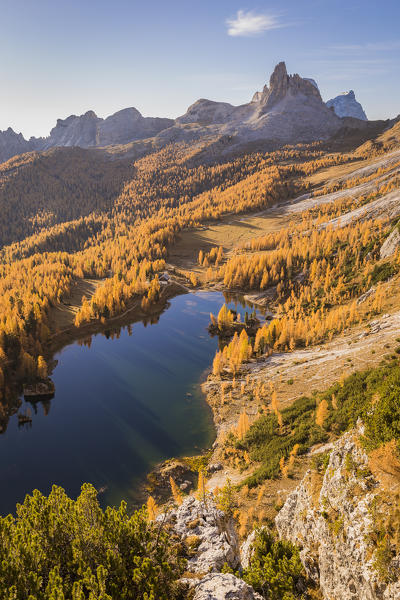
[0,291,264,515]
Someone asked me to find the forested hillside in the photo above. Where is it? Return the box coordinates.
[0,136,361,418]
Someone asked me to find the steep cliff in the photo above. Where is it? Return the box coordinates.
[257,61,323,113]
[276,424,400,600]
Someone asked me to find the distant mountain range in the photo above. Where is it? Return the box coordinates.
[0,62,374,164]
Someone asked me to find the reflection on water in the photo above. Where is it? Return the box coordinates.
[223,291,268,315]
[0,291,262,516]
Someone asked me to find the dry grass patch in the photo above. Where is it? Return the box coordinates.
[168,211,286,272]
[49,278,101,330]
[369,440,400,494]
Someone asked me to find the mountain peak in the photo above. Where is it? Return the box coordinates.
[83,110,98,119]
[270,61,288,86]
[326,90,367,121]
[255,61,322,112]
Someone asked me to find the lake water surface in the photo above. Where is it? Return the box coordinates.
[0,291,258,515]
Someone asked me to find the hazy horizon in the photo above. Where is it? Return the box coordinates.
[1,0,399,138]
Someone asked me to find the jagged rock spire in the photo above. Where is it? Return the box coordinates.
[257,61,322,112]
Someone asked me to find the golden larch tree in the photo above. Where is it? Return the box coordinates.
[169,476,182,506]
[147,496,157,521]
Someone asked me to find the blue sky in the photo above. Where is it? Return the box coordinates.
[1,0,399,137]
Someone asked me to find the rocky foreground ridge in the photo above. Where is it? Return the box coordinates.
[163,423,399,600]
[277,423,400,600]
[0,62,372,163]
[158,495,263,600]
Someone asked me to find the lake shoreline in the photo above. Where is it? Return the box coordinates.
[46,282,266,511]
[1,277,266,515]
[2,290,244,515]
[47,278,190,359]
[46,283,262,511]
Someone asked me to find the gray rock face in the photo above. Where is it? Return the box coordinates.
[380,226,400,259]
[276,425,400,600]
[98,108,172,145]
[176,99,236,125]
[0,127,35,162]
[1,61,366,164]
[162,496,261,599]
[40,108,174,150]
[304,78,319,90]
[161,495,239,573]
[326,90,367,121]
[240,529,258,569]
[42,110,100,148]
[251,89,264,103]
[0,107,173,163]
[193,573,263,600]
[177,61,342,147]
[357,286,376,305]
[258,61,322,113]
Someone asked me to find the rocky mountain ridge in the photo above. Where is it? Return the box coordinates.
[0,62,370,163]
[0,107,173,162]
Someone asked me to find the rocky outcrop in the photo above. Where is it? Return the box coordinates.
[177,62,344,149]
[0,127,35,163]
[161,496,264,599]
[40,108,173,150]
[240,529,259,569]
[176,99,236,125]
[234,62,343,145]
[42,110,100,148]
[193,573,263,600]
[276,425,400,599]
[98,107,172,145]
[357,286,376,305]
[161,495,239,574]
[251,69,319,106]
[304,78,319,90]
[326,90,367,121]
[380,226,400,259]
[257,62,322,113]
[251,90,263,103]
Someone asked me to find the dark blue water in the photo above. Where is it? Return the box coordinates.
[0,291,257,515]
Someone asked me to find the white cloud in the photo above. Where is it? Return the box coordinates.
[226,10,282,37]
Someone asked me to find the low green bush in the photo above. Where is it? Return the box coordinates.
[241,396,327,486]
[242,528,305,600]
[369,262,397,284]
[0,483,185,600]
[241,360,400,487]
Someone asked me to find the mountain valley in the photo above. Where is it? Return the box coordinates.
[0,60,399,600]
